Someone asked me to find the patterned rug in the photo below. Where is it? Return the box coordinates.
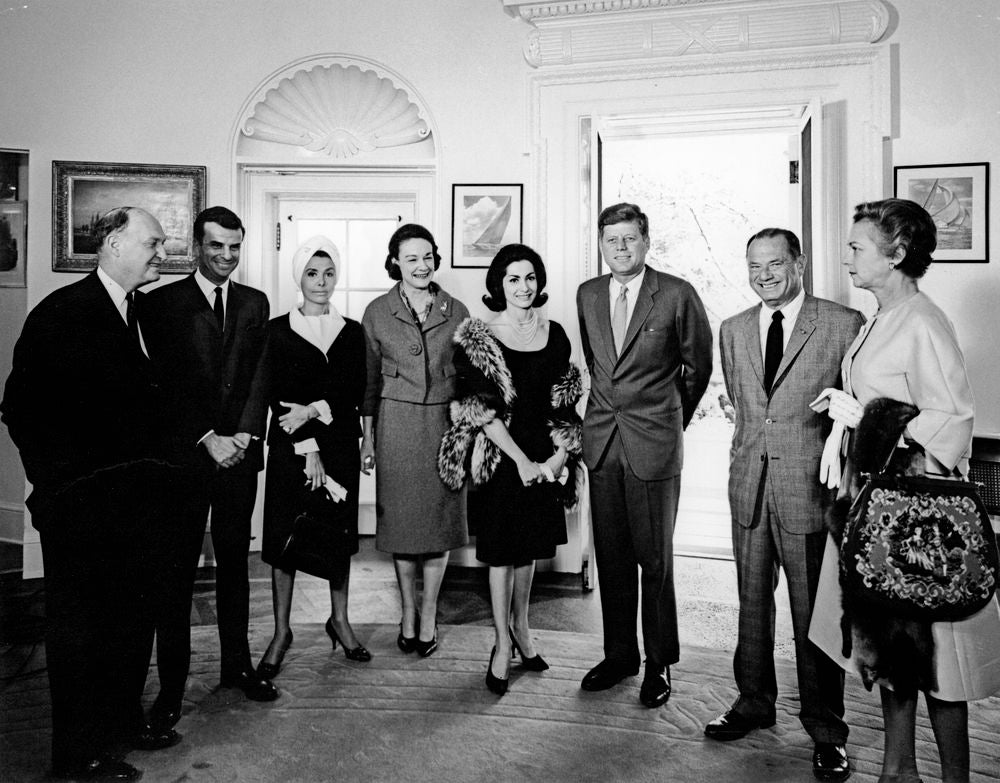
[2,624,998,782]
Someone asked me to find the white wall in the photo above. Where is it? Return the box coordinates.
[1,0,998,554]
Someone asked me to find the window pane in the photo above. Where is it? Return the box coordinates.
[349,220,399,288]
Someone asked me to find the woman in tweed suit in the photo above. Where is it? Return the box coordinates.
[360,224,470,657]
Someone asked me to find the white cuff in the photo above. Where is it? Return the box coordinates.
[197,429,215,446]
[310,400,333,425]
[294,438,320,455]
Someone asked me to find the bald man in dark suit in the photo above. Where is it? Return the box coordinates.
[2,207,181,781]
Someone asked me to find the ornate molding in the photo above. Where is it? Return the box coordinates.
[240,61,431,159]
[502,0,890,67]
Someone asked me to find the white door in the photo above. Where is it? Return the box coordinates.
[240,169,434,543]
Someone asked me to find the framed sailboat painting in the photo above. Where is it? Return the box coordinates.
[451,183,523,268]
[894,163,989,262]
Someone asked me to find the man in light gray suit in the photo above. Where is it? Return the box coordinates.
[577,202,712,708]
[708,228,864,782]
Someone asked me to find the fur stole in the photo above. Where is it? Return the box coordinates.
[438,318,514,490]
[437,318,584,505]
[827,397,935,694]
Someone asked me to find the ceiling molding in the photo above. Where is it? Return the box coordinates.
[501,0,891,67]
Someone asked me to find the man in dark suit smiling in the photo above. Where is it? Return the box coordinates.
[576,202,712,708]
[144,206,275,725]
[2,207,180,781]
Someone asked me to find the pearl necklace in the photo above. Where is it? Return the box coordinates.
[507,309,539,346]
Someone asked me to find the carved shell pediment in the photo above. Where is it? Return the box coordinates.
[241,63,431,158]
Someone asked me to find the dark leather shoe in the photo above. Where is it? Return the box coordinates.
[219,669,279,702]
[580,659,639,691]
[130,723,181,751]
[148,698,181,732]
[813,743,850,781]
[704,708,777,741]
[53,755,143,781]
[639,666,671,707]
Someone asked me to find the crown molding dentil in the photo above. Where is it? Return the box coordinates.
[501,0,890,67]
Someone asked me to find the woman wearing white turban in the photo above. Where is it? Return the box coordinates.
[256,236,371,679]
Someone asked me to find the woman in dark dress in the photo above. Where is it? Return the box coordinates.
[439,244,583,695]
[256,236,370,679]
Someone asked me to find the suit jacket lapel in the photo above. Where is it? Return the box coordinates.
[586,278,616,369]
[742,305,765,389]
[617,268,655,363]
[772,295,817,390]
[181,274,220,336]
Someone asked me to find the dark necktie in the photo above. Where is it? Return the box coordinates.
[213,286,225,331]
[763,310,784,393]
[125,292,141,349]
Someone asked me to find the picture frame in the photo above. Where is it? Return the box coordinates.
[893,162,989,262]
[0,201,27,287]
[52,160,207,272]
[451,183,523,268]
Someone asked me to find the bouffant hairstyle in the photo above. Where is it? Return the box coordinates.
[598,202,649,239]
[746,227,802,258]
[194,206,245,243]
[482,243,549,312]
[853,198,937,279]
[384,223,442,281]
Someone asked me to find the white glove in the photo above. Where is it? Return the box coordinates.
[324,476,348,503]
[819,421,845,489]
[809,388,863,428]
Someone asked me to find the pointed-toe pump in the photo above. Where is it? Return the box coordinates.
[509,626,549,671]
[414,627,438,658]
[325,618,372,662]
[256,630,294,679]
[485,646,509,696]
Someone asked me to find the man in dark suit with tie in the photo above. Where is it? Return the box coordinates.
[708,228,864,782]
[143,206,275,727]
[576,202,713,708]
[2,207,182,781]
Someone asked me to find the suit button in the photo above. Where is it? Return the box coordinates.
[765,417,772,424]
[409,343,422,356]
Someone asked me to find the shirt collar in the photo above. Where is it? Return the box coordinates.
[96,266,130,316]
[608,267,646,298]
[759,286,805,329]
[194,269,230,301]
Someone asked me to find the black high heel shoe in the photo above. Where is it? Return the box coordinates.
[325,618,372,663]
[414,626,438,658]
[256,629,293,679]
[485,646,509,696]
[509,626,549,671]
[397,624,418,654]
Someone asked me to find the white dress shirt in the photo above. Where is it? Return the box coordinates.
[757,287,805,358]
[608,267,647,335]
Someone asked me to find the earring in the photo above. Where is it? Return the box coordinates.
[888,262,895,270]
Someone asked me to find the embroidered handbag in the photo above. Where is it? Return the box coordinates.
[841,472,999,622]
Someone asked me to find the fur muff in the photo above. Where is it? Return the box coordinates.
[834,397,935,695]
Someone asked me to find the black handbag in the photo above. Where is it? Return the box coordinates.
[279,488,351,581]
[841,471,999,622]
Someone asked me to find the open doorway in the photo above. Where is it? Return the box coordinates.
[600,128,804,558]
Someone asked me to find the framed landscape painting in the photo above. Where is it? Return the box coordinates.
[52,160,206,272]
[894,162,989,262]
[451,183,523,268]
